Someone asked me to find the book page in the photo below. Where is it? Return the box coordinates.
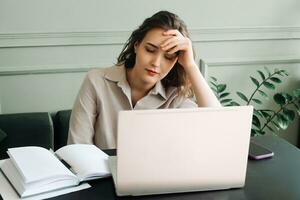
[8,146,76,184]
[55,144,110,181]
[1,159,27,195]
[0,159,91,200]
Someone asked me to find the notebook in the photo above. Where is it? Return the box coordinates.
[109,106,253,196]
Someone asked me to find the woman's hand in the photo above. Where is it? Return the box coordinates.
[160,29,196,70]
[161,29,221,107]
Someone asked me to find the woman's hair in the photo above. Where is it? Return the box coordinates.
[117,10,194,97]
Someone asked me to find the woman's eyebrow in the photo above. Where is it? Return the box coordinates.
[146,42,158,48]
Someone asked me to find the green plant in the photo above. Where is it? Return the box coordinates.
[210,67,300,136]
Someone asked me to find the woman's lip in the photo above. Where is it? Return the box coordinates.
[146,69,159,74]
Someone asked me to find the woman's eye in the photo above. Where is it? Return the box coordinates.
[165,54,177,60]
[145,47,155,53]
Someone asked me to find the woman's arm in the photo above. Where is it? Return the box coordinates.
[161,30,221,107]
[183,62,221,107]
[67,72,97,144]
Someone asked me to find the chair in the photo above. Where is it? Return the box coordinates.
[53,110,72,150]
[199,58,208,79]
[0,128,7,143]
[0,112,54,159]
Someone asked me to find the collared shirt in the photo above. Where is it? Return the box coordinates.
[67,65,197,149]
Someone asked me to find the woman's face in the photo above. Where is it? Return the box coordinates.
[132,28,179,86]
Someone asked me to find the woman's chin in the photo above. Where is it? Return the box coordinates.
[141,76,159,86]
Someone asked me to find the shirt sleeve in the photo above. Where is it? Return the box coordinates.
[178,97,198,108]
[67,72,98,145]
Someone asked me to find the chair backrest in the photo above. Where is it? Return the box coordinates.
[199,59,208,79]
[0,112,54,159]
[52,109,71,150]
[0,128,7,143]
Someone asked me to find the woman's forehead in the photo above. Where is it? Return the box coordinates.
[141,28,169,45]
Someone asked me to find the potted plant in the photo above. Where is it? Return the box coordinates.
[209,67,300,136]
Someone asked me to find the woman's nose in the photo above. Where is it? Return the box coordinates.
[151,54,162,67]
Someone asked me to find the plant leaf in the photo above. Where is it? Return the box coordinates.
[210,81,217,88]
[220,99,232,104]
[274,93,286,106]
[280,70,289,76]
[252,115,261,129]
[254,110,263,118]
[270,77,282,83]
[271,121,280,130]
[250,76,259,88]
[264,67,271,77]
[294,104,300,115]
[277,69,289,76]
[230,102,240,106]
[283,93,293,102]
[236,92,248,103]
[251,129,259,136]
[283,109,295,121]
[253,129,265,135]
[219,92,230,99]
[258,90,269,99]
[260,110,271,119]
[263,82,275,90]
[217,84,226,93]
[276,113,289,129]
[293,89,300,98]
[257,70,265,80]
[210,76,217,82]
[252,98,262,104]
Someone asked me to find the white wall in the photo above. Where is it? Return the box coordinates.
[0,0,299,144]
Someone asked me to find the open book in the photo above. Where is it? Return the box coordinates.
[0,144,110,198]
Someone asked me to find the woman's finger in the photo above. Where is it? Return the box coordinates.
[163,40,184,52]
[163,29,180,36]
[161,36,177,47]
[161,38,179,50]
[166,45,181,55]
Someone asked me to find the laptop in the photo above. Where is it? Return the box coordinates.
[109,106,253,196]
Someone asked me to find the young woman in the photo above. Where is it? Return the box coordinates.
[67,11,221,149]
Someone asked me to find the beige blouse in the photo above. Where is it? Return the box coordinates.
[67,65,197,149]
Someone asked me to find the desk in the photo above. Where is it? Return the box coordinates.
[47,134,300,200]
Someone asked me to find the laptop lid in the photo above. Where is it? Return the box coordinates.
[115,106,253,196]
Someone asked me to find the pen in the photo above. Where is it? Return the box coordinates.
[59,159,77,175]
[60,159,71,170]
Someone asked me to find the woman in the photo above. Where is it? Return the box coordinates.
[67,11,220,149]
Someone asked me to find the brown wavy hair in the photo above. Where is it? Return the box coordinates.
[117,11,194,97]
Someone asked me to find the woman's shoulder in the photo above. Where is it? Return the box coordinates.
[86,65,123,80]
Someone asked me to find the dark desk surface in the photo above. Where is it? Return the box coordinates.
[48,134,300,200]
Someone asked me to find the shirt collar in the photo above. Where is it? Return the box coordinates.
[149,80,167,100]
[104,65,167,100]
[104,65,126,83]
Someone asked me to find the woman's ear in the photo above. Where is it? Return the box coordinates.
[134,42,139,53]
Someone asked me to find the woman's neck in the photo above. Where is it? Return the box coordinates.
[126,68,155,106]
